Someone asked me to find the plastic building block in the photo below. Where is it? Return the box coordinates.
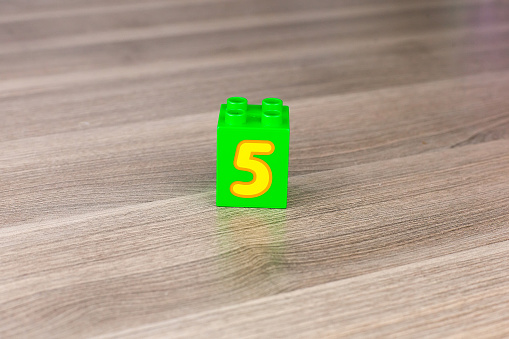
[216,97,290,208]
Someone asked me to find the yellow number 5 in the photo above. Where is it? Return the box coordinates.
[231,140,275,198]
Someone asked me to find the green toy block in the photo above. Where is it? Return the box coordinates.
[216,97,290,208]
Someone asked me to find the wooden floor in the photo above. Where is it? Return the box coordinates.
[1,0,509,337]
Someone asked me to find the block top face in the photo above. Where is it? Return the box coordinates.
[218,97,289,130]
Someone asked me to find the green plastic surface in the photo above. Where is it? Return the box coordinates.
[216,97,290,208]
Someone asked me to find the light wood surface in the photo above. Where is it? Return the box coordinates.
[1,0,509,338]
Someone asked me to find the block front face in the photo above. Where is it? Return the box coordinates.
[217,99,290,208]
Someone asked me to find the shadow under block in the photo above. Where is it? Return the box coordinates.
[216,97,290,208]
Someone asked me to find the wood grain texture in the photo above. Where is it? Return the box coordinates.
[1,0,509,338]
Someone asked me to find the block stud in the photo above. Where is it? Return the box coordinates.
[262,98,283,114]
[226,109,247,125]
[227,97,248,112]
[262,110,282,127]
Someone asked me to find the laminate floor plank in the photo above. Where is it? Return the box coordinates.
[1,23,508,141]
[2,3,508,82]
[1,140,508,337]
[114,239,509,339]
[2,71,508,226]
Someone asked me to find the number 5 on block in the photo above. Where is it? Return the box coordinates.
[231,140,275,198]
[216,97,290,209]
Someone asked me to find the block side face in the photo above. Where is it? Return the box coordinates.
[216,127,230,207]
[216,125,289,208]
